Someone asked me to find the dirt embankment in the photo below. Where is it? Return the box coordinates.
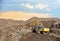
[20,33,60,41]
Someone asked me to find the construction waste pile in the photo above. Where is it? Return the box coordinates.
[20,33,60,41]
[0,17,60,41]
[0,26,60,41]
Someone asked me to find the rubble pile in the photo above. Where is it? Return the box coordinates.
[20,33,60,41]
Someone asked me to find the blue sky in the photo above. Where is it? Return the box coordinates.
[0,0,60,18]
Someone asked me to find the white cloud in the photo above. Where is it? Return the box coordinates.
[35,4,50,11]
[21,3,34,9]
[35,4,48,9]
[46,8,50,11]
[21,3,50,11]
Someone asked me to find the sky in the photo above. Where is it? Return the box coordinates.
[0,0,60,19]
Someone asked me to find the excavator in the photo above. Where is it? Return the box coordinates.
[32,19,50,34]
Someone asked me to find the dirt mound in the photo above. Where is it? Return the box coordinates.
[20,33,59,41]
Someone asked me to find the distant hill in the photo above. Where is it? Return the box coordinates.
[0,17,60,28]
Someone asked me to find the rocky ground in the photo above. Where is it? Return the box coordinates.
[0,27,60,41]
[20,33,60,41]
[0,27,32,41]
[0,17,60,41]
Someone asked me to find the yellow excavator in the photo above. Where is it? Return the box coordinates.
[32,19,50,34]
